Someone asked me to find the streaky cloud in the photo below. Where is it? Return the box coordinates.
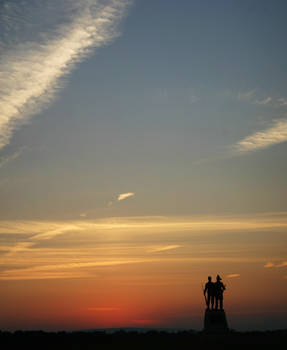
[0,257,265,281]
[0,0,131,150]
[264,261,287,268]
[107,191,135,207]
[148,245,181,253]
[3,212,287,256]
[117,192,135,201]
[264,261,287,269]
[226,273,240,278]
[264,262,275,268]
[277,98,287,107]
[0,147,24,169]
[237,89,256,101]
[233,119,287,154]
[254,97,272,105]
[5,242,35,256]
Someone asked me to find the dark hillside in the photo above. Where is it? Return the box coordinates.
[1,329,286,349]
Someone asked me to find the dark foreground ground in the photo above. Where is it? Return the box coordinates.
[1,329,287,349]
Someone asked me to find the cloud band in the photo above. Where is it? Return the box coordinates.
[0,0,130,150]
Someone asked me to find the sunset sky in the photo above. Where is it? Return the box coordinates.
[0,0,287,331]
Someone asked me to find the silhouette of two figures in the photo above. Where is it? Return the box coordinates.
[204,275,226,310]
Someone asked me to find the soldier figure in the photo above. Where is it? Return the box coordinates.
[214,274,226,310]
[204,276,214,310]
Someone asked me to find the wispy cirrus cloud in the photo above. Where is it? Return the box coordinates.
[254,97,272,105]
[264,262,275,268]
[252,96,287,108]
[0,0,130,151]
[232,119,287,154]
[0,258,160,280]
[237,89,256,101]
[277,98,287,107]
[1,213,286,280]
[226,273,240,279]
[2,213,287,238]
[148,245,181,253]
[4,221,85,255]
[237,88,287,108]
[264,261,287,268]
[107,191,135,207]
[31,224,83,241]
[233,88,287,154]
[0,147,24,169]
[117,192,135,201]
[5,242,35,256]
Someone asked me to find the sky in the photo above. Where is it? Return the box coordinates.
[0,0,287,331]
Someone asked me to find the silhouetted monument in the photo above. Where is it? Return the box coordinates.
[203,274,229,333]
[204,276,214,310]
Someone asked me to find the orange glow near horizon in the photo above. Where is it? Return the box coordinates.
[0,213,287,331]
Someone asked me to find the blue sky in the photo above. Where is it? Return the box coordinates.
[1,0,287,220]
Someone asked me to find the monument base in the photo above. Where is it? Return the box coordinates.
[203,309,229,333]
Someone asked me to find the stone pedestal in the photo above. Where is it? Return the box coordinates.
[203,309,229,333]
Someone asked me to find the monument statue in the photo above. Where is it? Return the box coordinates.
[214,274,226,310]
[203,276,214,310]
[203,274,229,333]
